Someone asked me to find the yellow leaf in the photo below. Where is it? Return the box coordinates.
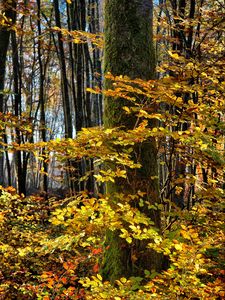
[174,244,183,251]
[105,128,114,134]
[99,293,108,299]
[181,230,191,240]
[126,237,132,244]
[86,87,100,94]
[200,144,207,150]
[123,106,130,113]
[97,274,102,281]
[57,214,64,221]
[168,51,180,60]
[96,141,103,147]
[0,212,5,223]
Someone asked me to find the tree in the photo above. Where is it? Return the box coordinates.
[53,0,73,139]
[101,0,162,282]
[0,0,16,185]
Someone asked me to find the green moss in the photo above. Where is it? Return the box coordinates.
[101,230,132,283]
[104,0,155,77]
[104,0,155,129]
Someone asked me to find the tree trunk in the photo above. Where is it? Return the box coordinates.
[54,0,73,138]
[0,0,16,185]
[102,0,162,283]
[37,0,48,193]
[11,30,26,195]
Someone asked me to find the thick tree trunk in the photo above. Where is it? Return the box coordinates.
[102,0,162,283]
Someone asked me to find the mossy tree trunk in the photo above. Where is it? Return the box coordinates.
[101,0,162,283]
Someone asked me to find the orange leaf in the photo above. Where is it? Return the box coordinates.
[61,277,67,284]
[63,262,74,270]
[93,263,99,273]
[92,248,103,255]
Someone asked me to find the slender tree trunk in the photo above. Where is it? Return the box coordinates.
[172,0,197,208]
[11,31,26,195]
[89,0,103,126]
[0,0,16,185]
[3,134,11,186]
[68,0,99,193]
[54,0,74,193]
[37,0,48,193]
[54,0,72,138]
[101,0,162,283]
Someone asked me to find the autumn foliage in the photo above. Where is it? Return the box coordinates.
[0,0,225,299]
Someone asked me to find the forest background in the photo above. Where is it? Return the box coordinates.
[0,0,224,299]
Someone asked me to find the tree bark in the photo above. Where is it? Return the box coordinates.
[54,0,73,138]
[0,0,16,185]
[101,0,162,283]
[11,30,26,195]
[37,0,48,193]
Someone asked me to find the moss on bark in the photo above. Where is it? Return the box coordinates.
[102,0,162,283]
[104,0,155,128]
[101,230,132,283]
